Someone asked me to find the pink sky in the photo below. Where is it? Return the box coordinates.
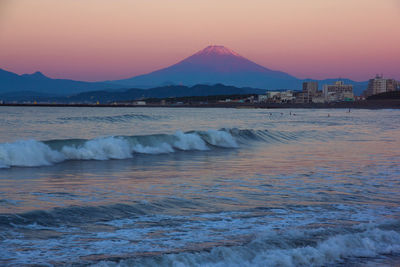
[0,0,399,81]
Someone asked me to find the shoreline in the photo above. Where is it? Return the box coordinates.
[1,99,400,109]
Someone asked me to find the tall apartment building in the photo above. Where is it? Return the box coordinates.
[364,75,398,97]
[323,81,354,102]
[297,81,319,103]
[302,81,318,94]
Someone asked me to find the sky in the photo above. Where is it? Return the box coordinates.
[0,0,399,82]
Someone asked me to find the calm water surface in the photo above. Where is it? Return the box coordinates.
[0,107,399,266]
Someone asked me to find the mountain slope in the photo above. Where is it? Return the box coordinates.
[0,45,369,97]
[0,69,123,95]
[50,84,265,103]
[114,45,300,89]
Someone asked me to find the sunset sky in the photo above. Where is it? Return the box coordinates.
[0,0,399,81]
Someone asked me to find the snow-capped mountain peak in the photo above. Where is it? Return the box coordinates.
[193,45,243,57]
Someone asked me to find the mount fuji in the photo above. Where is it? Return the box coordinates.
[0,45,368,99]
[113,45,301,89]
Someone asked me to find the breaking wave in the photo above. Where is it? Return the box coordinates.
[94,226,400,267]
[0,128,303,169]
[0,129,270,168]
[2,200,400,266]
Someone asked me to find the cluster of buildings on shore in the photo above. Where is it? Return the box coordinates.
[2,75,399,106]
[256,80,355,104]
[255,75,399,104]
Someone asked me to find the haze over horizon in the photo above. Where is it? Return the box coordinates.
[0,0,399,82]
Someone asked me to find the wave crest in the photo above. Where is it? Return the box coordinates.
[0,140,64,167]
[61,137,132,160]
[94,227,400,267]
[0,129,244,168]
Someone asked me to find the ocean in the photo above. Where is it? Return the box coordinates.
[0,106,399,266]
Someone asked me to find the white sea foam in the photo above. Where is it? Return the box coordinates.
[132,143,174,154]
[94,227,400,267]
[173,131,209,151]
[61,137,132,160]
[0,140,64,168]
[204,129,238,148]
[0,129,241,168]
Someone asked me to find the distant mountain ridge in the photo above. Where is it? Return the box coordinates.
[20,71,51,80]
[49,84,266,103]
[0,68,123,95]
[0,45,369,99]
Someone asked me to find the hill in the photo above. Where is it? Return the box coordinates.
[0,69,123,95]
[50,84,266,103]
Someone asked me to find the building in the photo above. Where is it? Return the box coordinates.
[247,95,255,103]
[267,91,281,99]
[280,91,295,103]
[303,81,318,94]
[323,81,354,102]
[264,91,295,103]
[256,91,295,103]
[386,79,397,91]
[133,101,146,105]
[311,91,324,103]
[364,75,398,97]
[294,92,308,104]
[302,82,318,103]
[296,81,321,103]
[257,95,268,103]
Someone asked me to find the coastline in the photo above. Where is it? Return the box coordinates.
[1,99,400,109]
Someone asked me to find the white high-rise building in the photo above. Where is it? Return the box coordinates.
[364,75,397,97]
[323,81,354,102]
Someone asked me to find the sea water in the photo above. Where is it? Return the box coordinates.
[0,106,399,266]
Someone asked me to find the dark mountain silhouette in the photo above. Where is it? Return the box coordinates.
[20,71,50,80]
[50,84,265,103]
[114,45,300,89]
[0,45,368,99]
[112,45,368,94]
[0,68,123,95]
